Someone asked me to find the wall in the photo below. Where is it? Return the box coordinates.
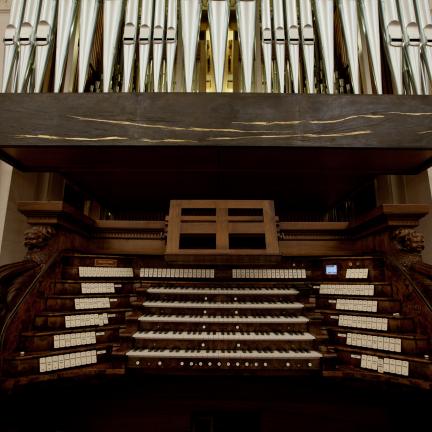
[0,161,12,251]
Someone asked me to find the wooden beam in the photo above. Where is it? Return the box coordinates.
[0,94,432,151]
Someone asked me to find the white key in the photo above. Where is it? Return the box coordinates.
[127,349,322,360]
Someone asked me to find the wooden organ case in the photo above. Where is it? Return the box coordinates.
[0,0,432,416]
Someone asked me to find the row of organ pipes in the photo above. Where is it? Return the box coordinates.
[2,0,432,94]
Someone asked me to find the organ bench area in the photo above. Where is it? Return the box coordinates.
[3,254,432,387]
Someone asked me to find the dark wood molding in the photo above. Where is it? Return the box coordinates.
[1,94,432,151]
[17,201,94,237]
[15,201,430,258]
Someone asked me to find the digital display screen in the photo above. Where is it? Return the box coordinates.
[326,264,338,275]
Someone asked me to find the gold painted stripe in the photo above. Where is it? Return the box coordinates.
[70,115,249,134]
[208,130,372,141]
[14,134,128,141]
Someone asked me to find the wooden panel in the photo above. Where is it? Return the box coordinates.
[165,200,280,263]
[0,93,432,150]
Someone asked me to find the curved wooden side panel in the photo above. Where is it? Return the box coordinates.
[0,254,61,374]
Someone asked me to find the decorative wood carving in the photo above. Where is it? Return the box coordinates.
[392,228,425,254]
[390,228,425,268]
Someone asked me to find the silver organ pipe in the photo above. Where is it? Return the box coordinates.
[208,0,230,93]
[261,0,272,93]
[16,0,41,93]
[273,0,286,92]
[398,0,423,94]
[285,0,300,93]
[78,0,100,93]
[138,0,154,92]
[34,0,57,94]
[338,0,360,94]
[122,0,139,92]
[314,0,334,94]
[299,0,316,94]
[359,0,383,94]
[3,0,432,95]
[237,0,256,93]
[181,0,201,92]
[153,0,166,92]
[54,0,77,93]
[415,0,432,87]
[380,0,404,94]
[103,0,124,93]
[2,0,25,92]
[166,0,178,92]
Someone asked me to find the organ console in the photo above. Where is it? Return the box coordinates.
[1,246,430,387]
[3,0,432,94]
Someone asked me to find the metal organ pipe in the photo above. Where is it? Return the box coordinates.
[285,0,300,93]
[103,0,124,93]
[181,0,202,92]
[398,0,423,94]
[2,0,25,93]
[261,0,272,93]
[78,0,101,93]
[314,0,334,94]
[54,0,77,93]
[380,0,404,94]
[338,0,360,94]
[122,0,139,92]
[16,0,41,93]
[138,0,154,92]
[299,0,316,94]
[34,0,57,93]
[415,0,432,90]
[153,0,166,92]
[359,0,383,94]
[273,0,286,93]
[208,0,230,93]
[166,0,178,92]
[236,0,256,93]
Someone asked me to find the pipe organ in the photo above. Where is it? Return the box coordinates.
[2,1,432,94]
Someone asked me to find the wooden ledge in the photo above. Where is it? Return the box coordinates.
[18,201,94,236]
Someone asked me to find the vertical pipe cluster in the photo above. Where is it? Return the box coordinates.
[2,0,25,92]
[2,0,432,94]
